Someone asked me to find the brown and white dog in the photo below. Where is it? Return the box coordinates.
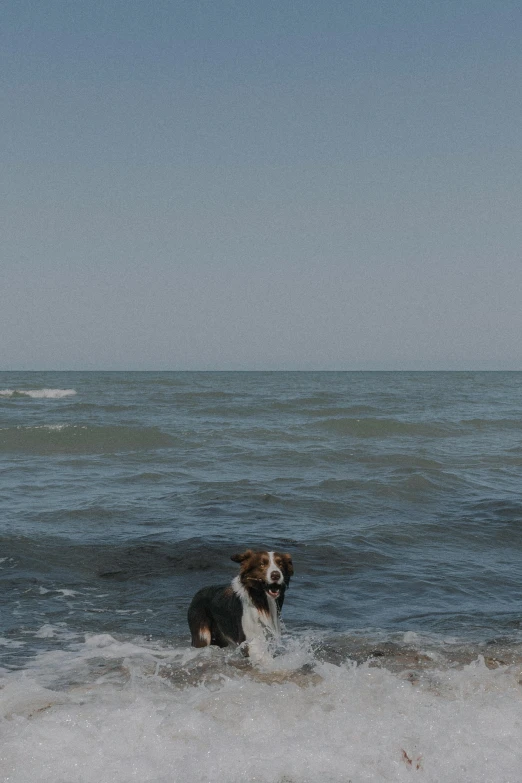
[188,549,294,657]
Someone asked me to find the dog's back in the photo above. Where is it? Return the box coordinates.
[188,584,245,648]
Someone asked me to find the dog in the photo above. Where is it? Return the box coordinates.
[188,549,294,657]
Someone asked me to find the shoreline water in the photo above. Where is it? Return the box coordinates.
[2,629,522,783]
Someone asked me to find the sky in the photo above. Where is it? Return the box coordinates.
[1,0,521,370]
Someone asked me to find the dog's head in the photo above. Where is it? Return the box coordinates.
[231,549,294,600]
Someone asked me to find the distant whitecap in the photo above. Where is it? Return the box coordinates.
[0,388,77,398]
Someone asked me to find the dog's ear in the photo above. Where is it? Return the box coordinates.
[231,549,254,564]
[279,553,294,577]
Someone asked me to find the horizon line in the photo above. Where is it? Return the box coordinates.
[1,368,521,373]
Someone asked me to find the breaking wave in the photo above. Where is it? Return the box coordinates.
[0,388,77,399]
[1,632,522,783]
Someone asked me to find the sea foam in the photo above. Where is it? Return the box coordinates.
[0,388,77,398]
[1,633,521,783]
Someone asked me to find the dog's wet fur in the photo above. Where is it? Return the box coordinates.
[188,549,294,653]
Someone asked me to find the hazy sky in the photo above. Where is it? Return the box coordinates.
[2,0,521,370]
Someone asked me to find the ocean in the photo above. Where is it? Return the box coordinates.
[1,371,522,782]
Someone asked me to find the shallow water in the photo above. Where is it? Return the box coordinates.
[1,371,522,781]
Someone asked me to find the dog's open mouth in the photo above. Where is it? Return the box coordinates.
[265,583,281,599]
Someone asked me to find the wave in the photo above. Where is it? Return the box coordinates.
[312,415,522,438]
[0,424,176,454]
[459,416,522,431]
[1,633,522,782]
[0,388,77,399]
[313,416,453,438]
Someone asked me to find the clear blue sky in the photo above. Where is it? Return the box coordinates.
[2,0,521,370]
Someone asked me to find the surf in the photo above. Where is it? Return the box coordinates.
[1,631,521,783]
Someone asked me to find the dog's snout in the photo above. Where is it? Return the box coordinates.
[270,570,282,582]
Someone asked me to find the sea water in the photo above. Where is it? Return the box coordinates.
[1,371,522,782]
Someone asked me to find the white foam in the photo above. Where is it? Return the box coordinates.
[0,388,77,399]
[34,424,85,430]
[1,635,522,782]
[1,424,86,432]
[0,637,25,648]
[34,625,57,639]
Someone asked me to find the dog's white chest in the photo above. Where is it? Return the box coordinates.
[242,598,280,640]
[232,576,281,644]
